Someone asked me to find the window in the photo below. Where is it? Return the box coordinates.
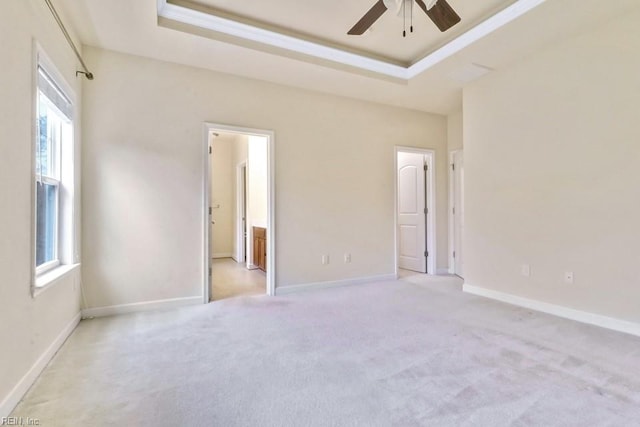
[34,51,75,280]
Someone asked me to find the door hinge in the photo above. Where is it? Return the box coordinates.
[424,251,429,258]
[453,207,456,215]
[452,163,455,171]
[424,164,428,171]
[424,208,428,214]
[453,251,456,259]
[209,207,212,215]
[209,267,212,276]
[209,146,212,154]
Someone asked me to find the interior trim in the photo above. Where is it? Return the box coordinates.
[81,296,202,319]
[463,283,640,338]
[0,313,81,418]
[158,0,548,80]
[276,274,397,295]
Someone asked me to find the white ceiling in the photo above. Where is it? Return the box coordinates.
[58,0,639,114]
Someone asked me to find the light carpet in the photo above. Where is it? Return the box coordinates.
[11,274,640,426]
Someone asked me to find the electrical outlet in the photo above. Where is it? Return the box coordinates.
[344,253,351,263]
[322,255,329,265]
[564,271,574,284]
[521,264,531,277]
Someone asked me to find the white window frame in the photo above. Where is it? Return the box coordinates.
[35,94,63,275]
[32,43,78,293]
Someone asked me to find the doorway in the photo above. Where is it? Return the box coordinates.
[203,123,275,302]
[394,147,436,276]
[449,150,464,277]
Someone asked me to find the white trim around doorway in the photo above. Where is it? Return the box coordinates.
[394,146,436,277]
[234,161,247,265]
[448,150,457,275]
[203,123,276,302]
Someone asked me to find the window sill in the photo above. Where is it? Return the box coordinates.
[33,263,80,298]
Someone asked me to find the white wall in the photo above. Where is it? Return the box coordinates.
[463,9,640,323]
[0,0,82,415]
[210,135,234,257]
[81,47,448,306]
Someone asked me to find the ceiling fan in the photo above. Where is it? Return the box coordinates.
[348,0,461,36]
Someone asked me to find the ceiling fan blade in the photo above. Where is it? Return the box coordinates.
[415,0,461,32]
[348,0,388,35]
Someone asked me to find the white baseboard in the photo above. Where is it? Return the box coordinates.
[276,274,397,296]
[463,283,640,338]
[81,296,202,319]
[436,268,450,275]
[212,253,233,259]
[0,312,81,418]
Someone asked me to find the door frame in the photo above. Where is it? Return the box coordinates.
[448,150,456,274]
[449,149,463,276]
[234,161,247,265]
[394,146,436,276]
[203,122,276,302]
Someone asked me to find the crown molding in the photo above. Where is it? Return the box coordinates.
[157,0,547,81]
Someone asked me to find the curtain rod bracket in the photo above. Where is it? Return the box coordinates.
[76,71,94,80]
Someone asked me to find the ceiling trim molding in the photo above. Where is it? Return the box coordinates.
[407,0,547,78]
[157,0,548,81]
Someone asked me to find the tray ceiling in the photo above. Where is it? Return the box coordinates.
[159,0,545,80]
[186,0,517,65]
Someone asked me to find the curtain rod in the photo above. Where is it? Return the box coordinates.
[44,0,94,80]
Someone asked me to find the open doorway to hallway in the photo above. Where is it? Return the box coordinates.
[204,124,275,301]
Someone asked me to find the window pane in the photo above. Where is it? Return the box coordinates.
[36,182,58,266]
[37,108,49,176]
[37,94,62,179]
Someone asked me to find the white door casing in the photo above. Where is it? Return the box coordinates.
[235,162,247,264]
[451,150,464,277]
[397,152,427,273]
[203,123,276,302]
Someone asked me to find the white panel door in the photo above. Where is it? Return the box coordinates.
[397,152,427,273]
[453,151,464,277]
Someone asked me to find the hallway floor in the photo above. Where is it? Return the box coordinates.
[211,257,265,301]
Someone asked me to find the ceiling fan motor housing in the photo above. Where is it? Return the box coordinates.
[383,0,438,18]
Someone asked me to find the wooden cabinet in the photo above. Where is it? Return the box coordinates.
[253,227,267,272]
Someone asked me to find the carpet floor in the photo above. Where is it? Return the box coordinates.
[11,273,640,426]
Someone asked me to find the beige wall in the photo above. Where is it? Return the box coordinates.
[81,47,448,306]
[246,136,268,266]
[463,9,640,323]
[210,135,234,257]
[0,0,82,414]
[231,135,248,261]
[247,136,268,229]
[447,111,463,152]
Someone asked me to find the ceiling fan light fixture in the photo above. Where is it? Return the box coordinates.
[383,0,403,14]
